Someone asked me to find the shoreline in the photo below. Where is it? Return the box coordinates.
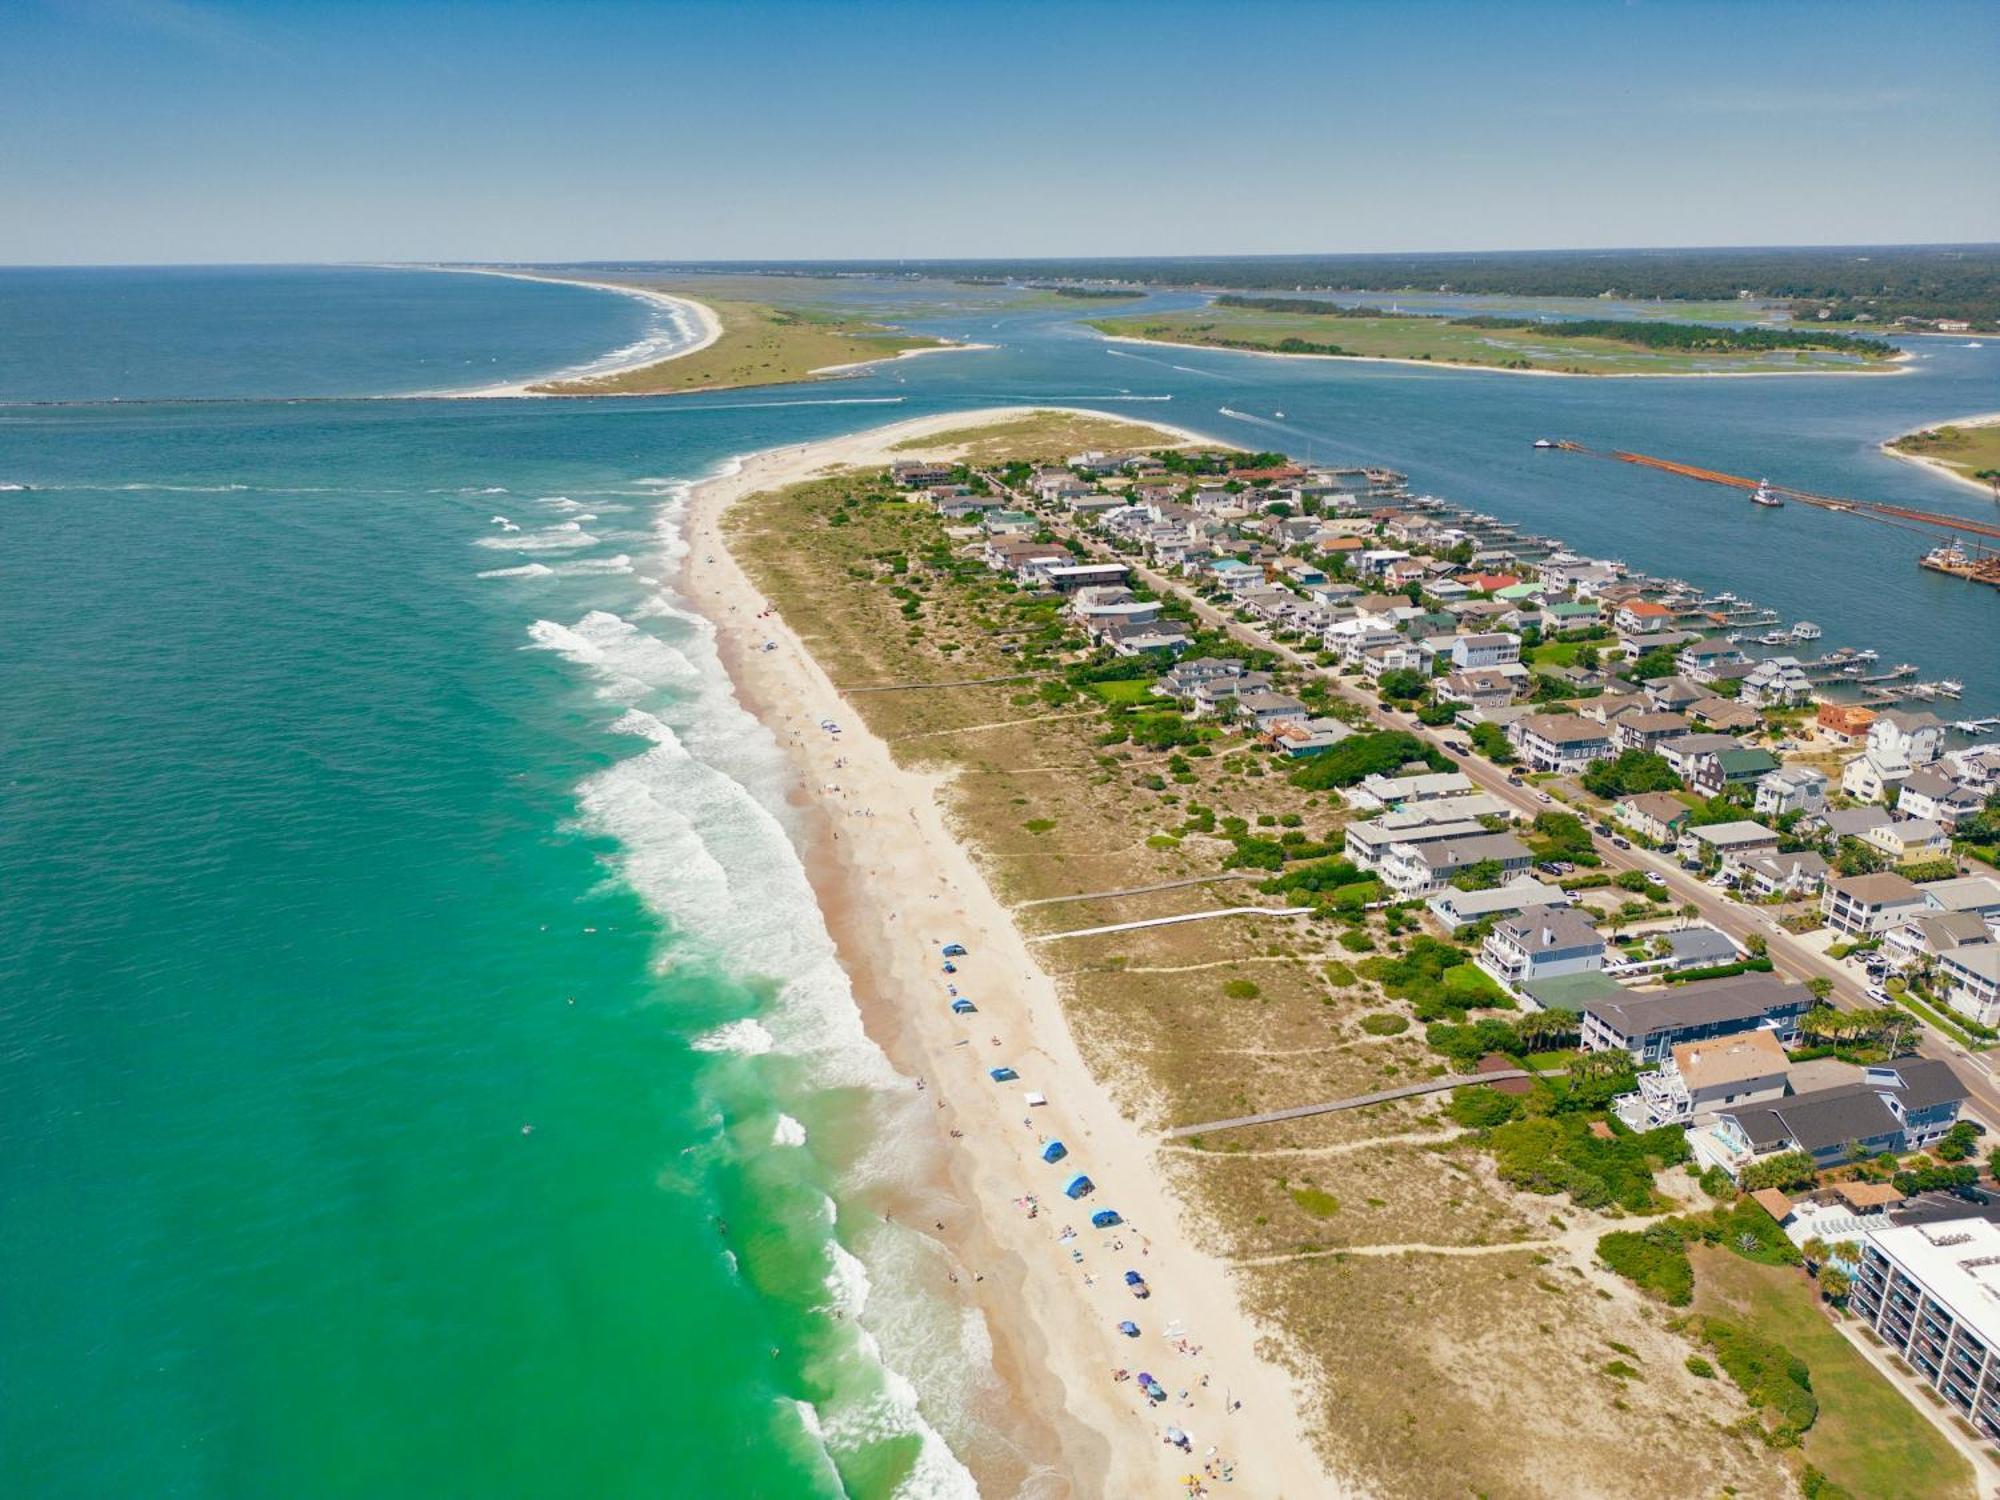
[421,264,989,398]
[677,407,1343,1497]
[411,265,725,396]
[1097,331,1914,379]
[1879,409,2000,498]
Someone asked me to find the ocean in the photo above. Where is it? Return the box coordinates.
[1,265,1995,1498]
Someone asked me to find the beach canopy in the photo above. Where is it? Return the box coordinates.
[988,1066,1018,1082]
[1124,1270,1145,1287]
[949,997,976,1014]
[1063,1174,1095,1199]
[1023,1092,1048,1107]
[941,943,967,957]
[1041,1140,1068,1163]
[1090,1209,1122,1228]
[1117,1320,1139,1337]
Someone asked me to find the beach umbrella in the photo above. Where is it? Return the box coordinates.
[1040,1140,1067,1163]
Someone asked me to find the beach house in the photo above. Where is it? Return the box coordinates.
[1614,792,1694,846]
[1512,713,1614,775]
[1578,972,1810,1062]
[1478,906,1607,988]
[1754,766,1829,819]
[1616,1029,1791,1130]
[1822,871,1928,938]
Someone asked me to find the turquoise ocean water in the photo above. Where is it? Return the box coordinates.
[2,265,1996,1498]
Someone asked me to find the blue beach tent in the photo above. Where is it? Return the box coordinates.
[950,997,976,1014]
[1116,1320,1140,1338]
[1090,1209,1122,1229]
[941,943,967,958]
[1040,1140,1067,1163]
[988,1066,1019,1082]
[1063,1174,1095,1199]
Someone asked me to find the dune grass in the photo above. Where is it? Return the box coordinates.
[533,292,952,395]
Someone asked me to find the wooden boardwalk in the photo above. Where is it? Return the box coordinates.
[1163,1069,1531,1140]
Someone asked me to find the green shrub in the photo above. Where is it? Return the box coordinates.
[1289,1186,1340,1218]
[1360,1012,1409,1036]
[1222,979,1261,1000]
[1685,1355,1715,1379]
[1449,1086,1525,1129]
[1324,960,1358,987]
[1694,1315,1817,1443]
[1598,1224,1694,1305]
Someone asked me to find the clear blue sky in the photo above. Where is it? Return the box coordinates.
[3,0,1996,264]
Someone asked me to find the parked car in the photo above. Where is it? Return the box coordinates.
[1610,836,1632,850]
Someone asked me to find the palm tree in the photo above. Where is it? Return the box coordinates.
[1819,1266,1852,1303]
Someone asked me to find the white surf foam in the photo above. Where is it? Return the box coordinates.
[774,1114,808,1147]
[527,615,702,699]
[477,562,555,579]
[476,520,600,552]
[690,1018,776,1056]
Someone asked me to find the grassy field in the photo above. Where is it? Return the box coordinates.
[1089,304,1897,376]
[533,288,952,395]
[719,415,1796,1497]
[1691,1248,1973,1500]
[888,408,1195,464]
[1889,421,2000,489]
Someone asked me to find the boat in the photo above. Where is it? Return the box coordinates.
[1757,630,1789,646]
[1750,479,1783,508]
[1790,621,1821,640]
[1939,679,1965,697]
[1532,438,1557,449]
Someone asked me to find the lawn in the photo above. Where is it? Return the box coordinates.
[1090,305,1896,377]
[1086,678,1158,705]
[1526,639,1585,667]
[1691,1248,1971,1500]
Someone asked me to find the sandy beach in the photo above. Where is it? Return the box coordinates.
[1099,331,1913,379]
[417,266,724,396]
[679,408,1345,1498]
[1880,409,2000,497]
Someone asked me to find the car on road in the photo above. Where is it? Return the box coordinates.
[1610,836,1632,850]
[1592,823,1614,837]
[1644,871,1666,887]
[1866,985,1891,1004]
[1536,791,1553,805]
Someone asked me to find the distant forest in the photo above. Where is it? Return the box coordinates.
[1211,295,1893,355]
[623,246,2000,329]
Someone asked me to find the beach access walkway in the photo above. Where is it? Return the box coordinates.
[1027,905,1313,943]
[1163,1069,1531,1140]
[1013,872,1262,909]
[841,672,1045,693]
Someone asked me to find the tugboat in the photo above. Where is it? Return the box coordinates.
[1750,479,1784,508]
[1532,438,1558,450]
